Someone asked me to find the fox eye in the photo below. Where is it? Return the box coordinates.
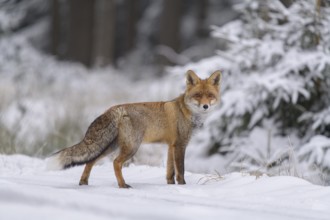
[193,93,202,98]
[207,93,215,99]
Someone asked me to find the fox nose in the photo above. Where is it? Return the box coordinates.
[203,104,209,110]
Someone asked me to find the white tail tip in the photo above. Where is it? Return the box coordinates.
[46,154,63,171]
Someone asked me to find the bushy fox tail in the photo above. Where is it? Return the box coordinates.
[47,112,119,170]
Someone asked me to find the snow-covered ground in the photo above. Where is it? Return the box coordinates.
[1,155,329,220]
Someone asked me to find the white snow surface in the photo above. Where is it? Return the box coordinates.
[1,155,330,220]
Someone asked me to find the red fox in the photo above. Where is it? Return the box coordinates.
[48,70,222,188]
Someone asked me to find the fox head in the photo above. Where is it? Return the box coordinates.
[184,70,222,114]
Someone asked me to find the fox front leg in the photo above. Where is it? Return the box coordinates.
[166,146,175,184]
[174,145,187,185]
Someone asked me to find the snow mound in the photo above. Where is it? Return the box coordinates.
[1,155,330,220]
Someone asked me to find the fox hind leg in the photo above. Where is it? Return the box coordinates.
[79,140,118,186]
[113,151,135,188]
[114,116,143,188]
[79,159,97,185]
[114,140,142,188]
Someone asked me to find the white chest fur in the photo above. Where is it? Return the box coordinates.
[192,114,207,129]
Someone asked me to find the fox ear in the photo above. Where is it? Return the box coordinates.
[186,70,200,86]
[208,70,222,86]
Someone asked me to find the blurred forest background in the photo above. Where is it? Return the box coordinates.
[49,0,237,70]
[1,0,330,185]
[0,0,240,74]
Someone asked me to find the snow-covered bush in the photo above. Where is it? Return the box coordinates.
[299,135,330,172]
[0,0,48,33]
[170,0,330,184]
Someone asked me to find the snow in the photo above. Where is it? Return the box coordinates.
[0,0,330,208]
[299,135,330,169]
[1,155,330,220]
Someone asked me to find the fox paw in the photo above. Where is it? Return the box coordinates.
[79,179,89,186]
[119,183,132,189]
[177,178,186,185]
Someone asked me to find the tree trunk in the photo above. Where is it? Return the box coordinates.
[159,0,182,53]
[67,0,95,67]
[125,0,137,53]
[51,0,59,55]
[196,0,209,38]
[92,0,116,67]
